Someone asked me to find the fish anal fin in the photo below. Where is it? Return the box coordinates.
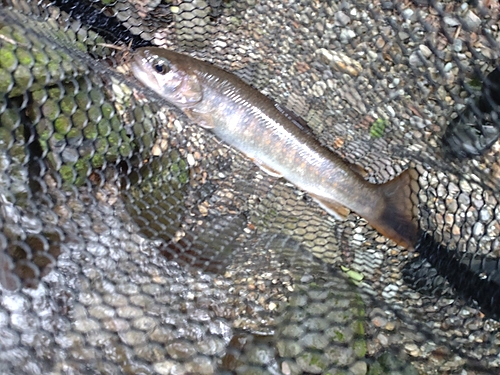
[364,169,418,249]
[347,162,368,178]
[254,160,283,178]
[309,194,350,220]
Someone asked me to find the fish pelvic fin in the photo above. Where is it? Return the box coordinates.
[367,169,418,249]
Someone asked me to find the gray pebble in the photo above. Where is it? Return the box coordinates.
[463,10,481,30]
[444,16,461,27]
[350,360,368,375]
[479,208,492,222]
[335,11,351,26]
[154,361,176,375]
[419,44,432,59]
[473,222,485,237]
[300,14,310,25]
[315,21,324,34]
[381,2,394,10]
[312,81,327,97]
[73,318,100,333]
[409,51,425,67]
[398,31,410,40]
[166,341,197,359]
[401,8,414,20]
[340,29,356,43]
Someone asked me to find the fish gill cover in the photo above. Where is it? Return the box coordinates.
[0,0,499,374]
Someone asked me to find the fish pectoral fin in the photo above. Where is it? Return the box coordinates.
[253,160,283,178]
[184,108,215,129]
[309,194,350,220]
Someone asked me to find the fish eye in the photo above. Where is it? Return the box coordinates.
[153,59,169,75]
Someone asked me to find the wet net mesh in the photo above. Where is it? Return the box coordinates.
[1,0,500,374]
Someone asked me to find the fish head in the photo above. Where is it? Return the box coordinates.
[131,47,203,107]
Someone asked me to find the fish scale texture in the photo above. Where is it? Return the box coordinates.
[0,1,500,374]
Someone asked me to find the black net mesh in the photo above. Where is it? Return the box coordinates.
[1,0,500,374]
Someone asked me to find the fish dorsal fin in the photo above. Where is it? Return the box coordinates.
[275,102,369,178]
[309,193,350,220]
[274,103,316,136]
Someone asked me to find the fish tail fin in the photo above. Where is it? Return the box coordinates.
[366,169,418,249]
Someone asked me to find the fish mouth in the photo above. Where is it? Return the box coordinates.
[130,49,202,107]
[131,53,161,92]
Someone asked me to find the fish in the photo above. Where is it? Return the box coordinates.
[130,47,418,249]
